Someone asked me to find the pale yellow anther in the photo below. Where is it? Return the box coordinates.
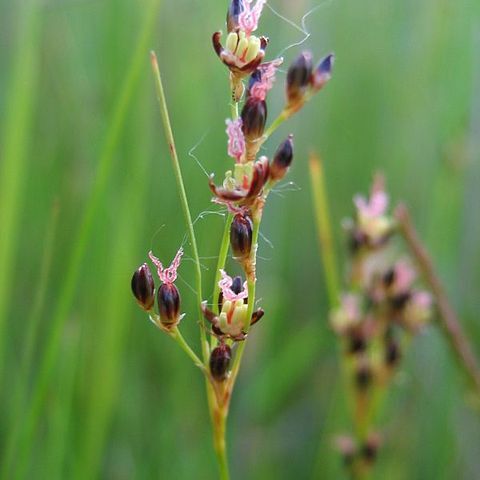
[236,37,249,59]
[244,36,261,63]
[223,170,237,190]
[226,32,239,54]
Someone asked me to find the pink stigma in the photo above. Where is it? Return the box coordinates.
[219,270,248,302]
[226,118,246,162]
[149,247,183,284]
[238,0,267,35]
[354,190,389,218]
[250,58,282,101]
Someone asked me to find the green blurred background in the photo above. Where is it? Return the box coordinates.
[1,0,479,478]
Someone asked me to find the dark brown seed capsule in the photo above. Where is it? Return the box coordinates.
[269,134,294,181]
[241,97,267,141]
[348,332,367,354]
[383,267,396,287]
[231,276,244,295]
[218,275,245,310]
[311,53,334,91]
[286,51,313,105]
[355,364,373,391]
[131,263,155,311]
[361,434,381,464]
[157,283,181,327]
[210,343,232,381]
[390,292,411,311]
[226,0,243,32]
[230,213,253,260]
[385,340,401,367]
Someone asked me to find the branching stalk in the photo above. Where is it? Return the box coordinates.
[150,51,209,362]
[395,203,480,397]
[309,153,341,308]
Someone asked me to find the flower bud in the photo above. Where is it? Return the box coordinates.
[286,51,313,106]
[311,53,334,91]
[226,0,243,32]
[241,97,267,141]
[355,363,373,391]
[131,263,155,311]
[157,283,181,328]
[361,433,381,464]
[385,339,401,367]
[210,343,232,381]
[269,134,294,181]
[230,213,253,260]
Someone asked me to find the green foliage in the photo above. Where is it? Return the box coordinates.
[0,0,479,478]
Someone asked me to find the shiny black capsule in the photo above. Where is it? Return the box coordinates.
[230,213,253,260]
[157,283,181,327]
[286,51,313,105]
[210,343,232,381]
[270,134,294,181]
[131,263,155,311]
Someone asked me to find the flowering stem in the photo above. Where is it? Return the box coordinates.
[395,203,480,398]
[211,213,234,349]
[309,152,341,308]
[212,402,230,480]
[150,51,209,362]
[169,326,207,373]
[262,108,289,141]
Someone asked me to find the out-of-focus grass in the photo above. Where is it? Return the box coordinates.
[0,0,479,479]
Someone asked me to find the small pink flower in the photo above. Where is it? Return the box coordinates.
[249,58,282,102]
[392,260,416,294]
[149,248,183,284]
[226,118,246,162]
[354,190,389,219]
[411,291,432,310]
[238,0,267,36]
[219,270,248,302]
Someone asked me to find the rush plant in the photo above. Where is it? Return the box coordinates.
[131,1,333,478]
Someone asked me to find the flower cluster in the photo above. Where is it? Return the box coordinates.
[205,0,334,383]
[131,248,184,330]
[331,177,433,476]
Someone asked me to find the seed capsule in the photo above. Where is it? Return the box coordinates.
[355,364,373,391]
[286,51,313,106]
[311,53,334,91]
[226,0,243,32]
[210,343,232,381]
[385,339,401,367]
[230,213,253,260]
[131,263,155,311]
[241,97,267,141]
[270,134,294,181]
[157,283,181,327]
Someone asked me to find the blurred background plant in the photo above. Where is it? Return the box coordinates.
[0,0,479,479]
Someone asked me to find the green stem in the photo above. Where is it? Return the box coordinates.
[309,153,341,308]
[262,109,289,141]
[212,404,230,480]
[212,214,234,309]
[150,51,209,362]
[170,326,207,373]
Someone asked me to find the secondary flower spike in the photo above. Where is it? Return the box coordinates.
[149,248,183,328]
